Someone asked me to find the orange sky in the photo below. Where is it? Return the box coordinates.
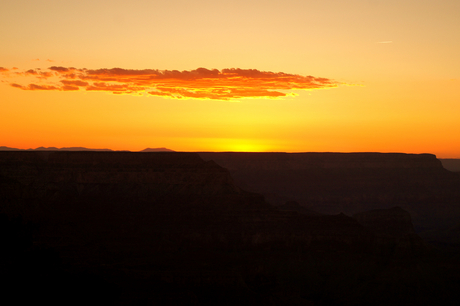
[1,0,459,157]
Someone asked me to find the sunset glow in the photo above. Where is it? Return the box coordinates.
[1,0,459,157]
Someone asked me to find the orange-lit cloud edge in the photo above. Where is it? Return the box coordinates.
[1,66,341,100]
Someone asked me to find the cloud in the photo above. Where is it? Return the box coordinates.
[10,83,25,89]
[2,66,341,100]
[11,83,60,90]
[62,85,79,91]
[25,69,38,75]
[0,67,9,73]
[148,87,287,100]
[28,84,61,90]
[49,66,74,73]
[60,80,89,87]
[21,69,54,78]
[377,41,393,44]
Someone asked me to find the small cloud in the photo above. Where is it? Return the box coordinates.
[62,85,79,91]
[25,69,38,75]
[46,59,54,62]
[377,41,393,44]
[23,69,53,79]
[49,66,71,72]
[61,80,89,87]
[32,58,40,61]
[0,67,9,73]
[28,84,60,90]
[39,71,54,78]
[10,83,26,89]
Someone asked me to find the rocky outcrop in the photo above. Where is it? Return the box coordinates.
[354,206,416,237]
[353,207,428,256]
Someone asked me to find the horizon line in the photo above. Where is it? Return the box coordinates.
[0,145,454,158]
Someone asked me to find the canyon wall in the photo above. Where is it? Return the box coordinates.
[199,152,460,231]
[0,151,239,200]
[0,151,375,254]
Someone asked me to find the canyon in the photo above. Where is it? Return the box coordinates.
[1,151,460,305]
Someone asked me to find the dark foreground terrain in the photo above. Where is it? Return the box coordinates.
[1,151,460,305]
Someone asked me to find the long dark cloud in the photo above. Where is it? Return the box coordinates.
[2,66,341,100]
[11,83,60,90]
[60,80,89,87]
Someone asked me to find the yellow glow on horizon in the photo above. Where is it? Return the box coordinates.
[220,140,269,152]
[177,137,274,153]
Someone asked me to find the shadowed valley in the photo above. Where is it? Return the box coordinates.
[1,151,460,305]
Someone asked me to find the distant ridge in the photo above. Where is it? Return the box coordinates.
[0,146,21,151]
[33,146,116,151]
[440,159,460,172]
[0,146,174,152]
[0,146,117,151]
[140,147,175,152]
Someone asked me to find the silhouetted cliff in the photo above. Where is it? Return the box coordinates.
[199,152,460,233]
[0,151,238,203]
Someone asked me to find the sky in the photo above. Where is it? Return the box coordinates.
[1,0,459,157]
